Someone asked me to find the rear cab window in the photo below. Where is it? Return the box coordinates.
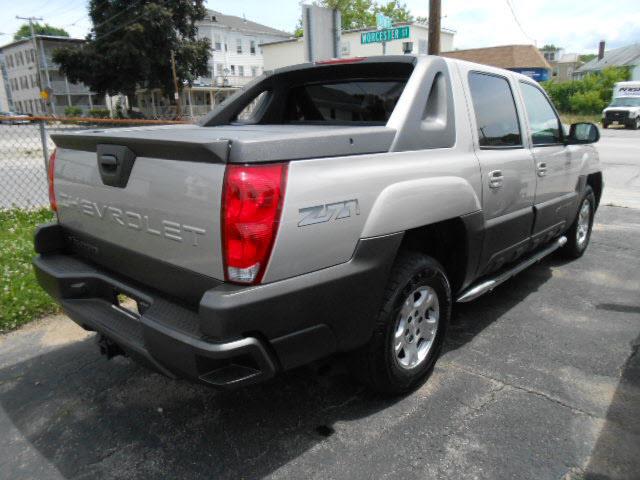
[284,80,407,123]
[220,60,415,126]
[468,72,522,148]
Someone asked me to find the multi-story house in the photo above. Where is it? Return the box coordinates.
[0,53,13,111]
[0,35,105,116]
[137,10,291,118]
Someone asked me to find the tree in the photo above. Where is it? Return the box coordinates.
[14,23,69,40]
[579,53,597,63]
[53,0,210,105]
[294,0,413,36]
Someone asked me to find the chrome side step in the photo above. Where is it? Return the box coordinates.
[456,236,567,303]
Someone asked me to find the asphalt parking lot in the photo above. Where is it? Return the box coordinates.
[0,130,639,479]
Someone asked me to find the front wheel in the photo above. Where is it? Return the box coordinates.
[349,251,451,394]
[560,186,595,259]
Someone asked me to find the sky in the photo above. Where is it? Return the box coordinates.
[1,0,639,54]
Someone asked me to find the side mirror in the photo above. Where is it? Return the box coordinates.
[567,122,600,144]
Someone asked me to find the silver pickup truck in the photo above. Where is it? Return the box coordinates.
[34,55,602,393]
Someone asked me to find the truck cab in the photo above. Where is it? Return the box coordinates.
[602,81,640,129]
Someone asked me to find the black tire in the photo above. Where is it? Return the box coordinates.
[602,121,609,129]
[349,251,451,394]
[560,186,596,259]
[632,117,640,130]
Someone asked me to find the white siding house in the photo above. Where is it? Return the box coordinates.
[0,36,105,116]
[137,10,291,118]
[262,22,455,71]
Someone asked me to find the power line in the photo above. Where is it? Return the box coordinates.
[504,0,535,44]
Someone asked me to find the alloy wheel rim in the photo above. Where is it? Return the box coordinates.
[576,199,591,249]
[393,286,440,370]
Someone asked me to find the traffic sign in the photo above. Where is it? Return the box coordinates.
[376,13,392,30]
[361,26,410,44]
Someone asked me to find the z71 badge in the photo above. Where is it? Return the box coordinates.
[298,199,360,227]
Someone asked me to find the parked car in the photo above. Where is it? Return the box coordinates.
[602,81,640,129]
[34,56,602,394]
[0,111,30,124]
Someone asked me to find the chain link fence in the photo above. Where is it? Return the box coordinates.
[0,116,190,210]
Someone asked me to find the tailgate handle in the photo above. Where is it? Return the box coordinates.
[96,145,136,188]
[99,154,118,170]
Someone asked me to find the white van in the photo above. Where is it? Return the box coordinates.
[602,81,640,129]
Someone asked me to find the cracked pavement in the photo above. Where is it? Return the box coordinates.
[0,130,639,479]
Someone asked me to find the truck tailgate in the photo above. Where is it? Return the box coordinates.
[53,145,226,297]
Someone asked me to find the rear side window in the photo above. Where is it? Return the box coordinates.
[519,82,562,145]
[284,80,406,124]
[468,72,522,148]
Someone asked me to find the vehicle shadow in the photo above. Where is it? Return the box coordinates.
[0,259,558,480]
[582,331,640,479]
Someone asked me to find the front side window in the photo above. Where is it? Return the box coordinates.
[468,72,522,148]
[236,38,242,54]
[520,81,562,145]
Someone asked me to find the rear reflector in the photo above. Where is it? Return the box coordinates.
[48,148,57,211]
[221,163,288,284]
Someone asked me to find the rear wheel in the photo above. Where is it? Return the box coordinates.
[349,251,451,394]
[560,186,595,259]
[602,121,609,129]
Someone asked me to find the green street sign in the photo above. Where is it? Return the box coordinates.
[361,26,410,44]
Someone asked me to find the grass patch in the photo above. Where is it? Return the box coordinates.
[1,209,58,333]
[560,113,601,125]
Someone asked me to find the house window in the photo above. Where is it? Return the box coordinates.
[230,65,236,75]
[236,38,243,54]
[250,40,256,54]
[238,66,244,76]
[418,39,428,55]
[216,63,223,75]
[214,33,222,51]
[251,66,258,77]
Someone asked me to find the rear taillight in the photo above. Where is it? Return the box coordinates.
[221,163,288,284]
[48,148,57,211]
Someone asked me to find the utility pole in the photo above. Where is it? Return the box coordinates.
[427,0,441,55]
[170,50,182,118]
[16,16,47,114]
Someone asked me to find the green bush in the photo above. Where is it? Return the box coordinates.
[541,66,630,114]
[570,91,607,114]
[64,106,83,117]
[88,108,110,118]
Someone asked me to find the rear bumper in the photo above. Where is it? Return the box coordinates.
[34,253,278,387]
[33,224,402,387]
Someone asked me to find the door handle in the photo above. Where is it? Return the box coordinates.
[488,170,503,189]
[537,162,547,177]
